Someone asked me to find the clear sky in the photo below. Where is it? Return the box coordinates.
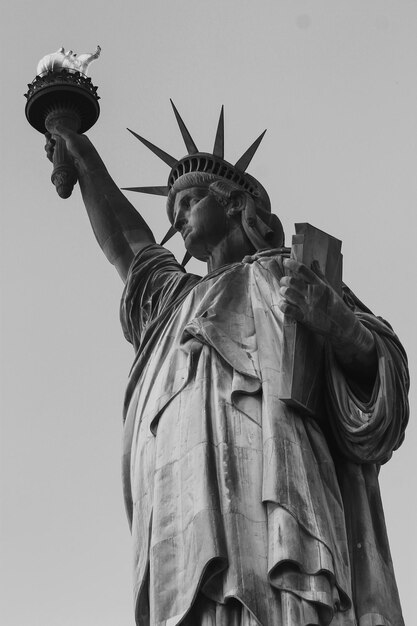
[1,1,416,625]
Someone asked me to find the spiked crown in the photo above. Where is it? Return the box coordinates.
[123,101,272,257]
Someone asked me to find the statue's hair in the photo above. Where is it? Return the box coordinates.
[166,172,270,222]
[207,180,234,207]
[207,178,285,249]
[207,179,267,212]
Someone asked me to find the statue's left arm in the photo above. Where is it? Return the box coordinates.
[279,258,409,463]
[278,258,377,384]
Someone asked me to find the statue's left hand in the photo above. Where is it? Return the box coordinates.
[278,258,350,341]
[243,250,376,378]
[279,258,377,381]
[243,249,354,342]
[243,251,350,341]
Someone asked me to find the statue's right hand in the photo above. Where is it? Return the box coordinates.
[44,126,97,172]
[44,132,55,163]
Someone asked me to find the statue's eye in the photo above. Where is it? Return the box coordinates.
[178,197,191,211]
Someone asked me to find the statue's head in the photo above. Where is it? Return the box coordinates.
[124,102,284,263]
[168,172,284,261]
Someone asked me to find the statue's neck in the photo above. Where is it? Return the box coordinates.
[206,224,255,272]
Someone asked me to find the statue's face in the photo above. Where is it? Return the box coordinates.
[173,186,230,260]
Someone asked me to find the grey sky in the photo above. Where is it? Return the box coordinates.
[1,1,416,624]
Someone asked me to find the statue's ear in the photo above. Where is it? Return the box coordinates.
[227,191,259,229]
[226,190,247,217]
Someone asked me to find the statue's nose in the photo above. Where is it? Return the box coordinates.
[174,214,187,231]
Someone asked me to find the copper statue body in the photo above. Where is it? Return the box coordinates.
[45,106,409,626]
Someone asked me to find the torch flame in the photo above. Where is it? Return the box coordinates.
[36,45,101,77]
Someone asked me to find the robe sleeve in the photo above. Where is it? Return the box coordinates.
[325,286,409,465]
[120,244,200,351]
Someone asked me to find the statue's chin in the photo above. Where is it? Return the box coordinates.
[185,247,206,263]
[183,235,207,262]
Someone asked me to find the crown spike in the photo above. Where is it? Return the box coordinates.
[181,251,192,267]
[121,185,169,196]
[234,130,267,172]
[213,105,224,158]
[127,128,178,167]
[170,99,198,155]
[160,226,178,246]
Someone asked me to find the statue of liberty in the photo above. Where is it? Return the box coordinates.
[45,102,409,626]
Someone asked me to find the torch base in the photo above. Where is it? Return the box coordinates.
[25,70,100,134]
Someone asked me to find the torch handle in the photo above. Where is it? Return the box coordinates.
[45,109,81,199]
[50,134,78,199]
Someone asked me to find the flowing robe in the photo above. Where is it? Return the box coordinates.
[120,245,409,626]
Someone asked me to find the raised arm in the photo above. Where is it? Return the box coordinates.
[46,126,155,281]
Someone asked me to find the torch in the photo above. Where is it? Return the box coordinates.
[24,46,101,199]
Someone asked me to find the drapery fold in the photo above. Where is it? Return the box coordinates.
[325,311,409,465]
